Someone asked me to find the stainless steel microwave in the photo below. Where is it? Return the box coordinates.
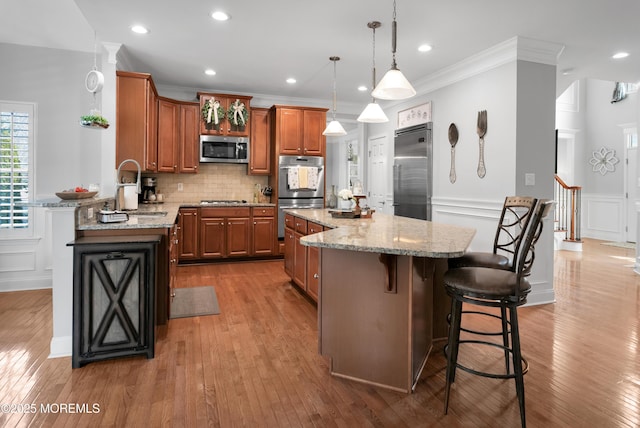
[199,135,249,163]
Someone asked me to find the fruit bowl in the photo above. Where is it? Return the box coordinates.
[55,191,98,200]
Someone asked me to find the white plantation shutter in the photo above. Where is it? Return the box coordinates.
[0,102,34,234]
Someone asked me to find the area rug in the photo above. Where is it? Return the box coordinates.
[170,286,220,319]
[602,241,636,250]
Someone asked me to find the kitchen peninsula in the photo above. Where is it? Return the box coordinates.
[288,209,475,393]
[34,197,275,359]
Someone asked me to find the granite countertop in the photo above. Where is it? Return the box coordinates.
[76,200,276,231]
[288,208,476,258]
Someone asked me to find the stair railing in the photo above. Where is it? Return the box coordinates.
[554,174,582,242]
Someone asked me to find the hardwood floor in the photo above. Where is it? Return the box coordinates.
[1,238,639,427]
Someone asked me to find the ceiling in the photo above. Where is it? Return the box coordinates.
[3,0,640,114]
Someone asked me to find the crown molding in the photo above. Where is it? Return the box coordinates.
[411,36,565,97]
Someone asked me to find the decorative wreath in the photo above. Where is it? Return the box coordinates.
[227,99,249,127]
[201,97,225,125]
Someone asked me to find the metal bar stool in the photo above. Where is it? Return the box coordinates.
[443,199,554,428]
[446,196,537,370]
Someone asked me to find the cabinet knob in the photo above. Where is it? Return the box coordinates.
[220,222,224,225]
[313,273,319,279]
[254,221,257,225]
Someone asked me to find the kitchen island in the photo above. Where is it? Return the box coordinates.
[288,209,475,393]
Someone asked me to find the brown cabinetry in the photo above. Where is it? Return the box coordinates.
[116,71,158,172]
[200,207,251,259]
[272,106,327,156]
[178,208,199,259]
[249,108,271,175]
[283,214,326,301]
[306,221,324,302]
[252,207,275,256]
[198,92,252,137]
[157,98,199,173]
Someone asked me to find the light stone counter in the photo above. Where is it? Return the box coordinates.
[284,208,476,393]
[287,209,475,258]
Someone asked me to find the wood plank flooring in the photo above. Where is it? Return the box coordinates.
[0,238,639,427]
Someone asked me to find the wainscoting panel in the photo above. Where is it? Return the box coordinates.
[582,193,624,242]
[432,196,555,305]
[432,197,505,253]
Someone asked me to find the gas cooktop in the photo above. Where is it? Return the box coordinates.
[200,200,248,205]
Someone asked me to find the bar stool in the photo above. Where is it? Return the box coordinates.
[446,196,537,364]
[443,199,554,428]
[448,196,537,271]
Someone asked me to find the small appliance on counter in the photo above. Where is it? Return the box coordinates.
[141,177,158,203]
[98,203,129,223]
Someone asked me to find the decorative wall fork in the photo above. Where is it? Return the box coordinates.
[477,110,487,178]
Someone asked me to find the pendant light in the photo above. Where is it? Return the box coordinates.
[323,56,347,136]
[358,21,389,123]
[371,0,416,100]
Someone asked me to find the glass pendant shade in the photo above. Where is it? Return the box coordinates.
[372,1,416,101]
[371,68,416,100]
[357,102,389,123]
[323,56,347,137]
[323,120,347,136]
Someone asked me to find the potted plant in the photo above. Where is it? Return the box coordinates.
[202,97,225,130]
[227,99,249,131]
[80,114,109,129]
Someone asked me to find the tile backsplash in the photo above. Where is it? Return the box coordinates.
[149,164,269,203]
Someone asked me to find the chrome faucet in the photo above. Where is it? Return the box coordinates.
[115,159,141,210]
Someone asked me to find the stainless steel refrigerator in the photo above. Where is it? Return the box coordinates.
[393,123,433,220]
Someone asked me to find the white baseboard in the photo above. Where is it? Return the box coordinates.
[49,336,72,359]
[0,276,51,292]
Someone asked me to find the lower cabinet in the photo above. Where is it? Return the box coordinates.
[200,207,251,258]
[69,235,161,368]
[283,213,325,302]
[252,207,275,256]
[178,207,199,259]
[178,206,276,261]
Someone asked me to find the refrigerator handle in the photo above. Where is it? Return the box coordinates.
[393,163,401,196]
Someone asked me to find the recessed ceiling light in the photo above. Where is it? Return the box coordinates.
[358,85,368,92]
[286,78,297,84]
[612,52,629,59]
[205,69,216,76]
[131,25,149,34]
[211,11,230,21]
[418,44,432,53]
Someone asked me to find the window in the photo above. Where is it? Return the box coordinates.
[0,102,34,236]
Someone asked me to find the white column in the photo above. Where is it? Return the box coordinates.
[48,207,76,358]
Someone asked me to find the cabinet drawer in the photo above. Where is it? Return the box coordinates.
[284,213,295,230]
[252,206,275,217]
[201,207,251,218]
[308,221,324,235]
[294,217,308,234]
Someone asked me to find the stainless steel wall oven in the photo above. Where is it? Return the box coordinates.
[277,155,325,238]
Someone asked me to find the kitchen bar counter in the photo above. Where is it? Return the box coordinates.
[287,209,474,257]
[285,208,475,393]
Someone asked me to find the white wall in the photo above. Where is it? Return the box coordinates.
[556,78,638,242]
[0,43,102,291]
[362,40,559,305]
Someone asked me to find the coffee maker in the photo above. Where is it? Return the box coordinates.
[141,177,157,203]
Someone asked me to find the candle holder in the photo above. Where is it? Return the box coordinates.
[353,195,366,216]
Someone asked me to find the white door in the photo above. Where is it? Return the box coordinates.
[626,133,638,242]
[367,134,390,214]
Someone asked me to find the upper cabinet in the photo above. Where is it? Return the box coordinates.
[272,106,327,156]
[116,71,158,172]
[198,92,252,137]
[249,108,271,175]
[157,98,199,173]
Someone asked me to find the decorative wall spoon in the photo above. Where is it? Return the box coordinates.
[448,123,459,183]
